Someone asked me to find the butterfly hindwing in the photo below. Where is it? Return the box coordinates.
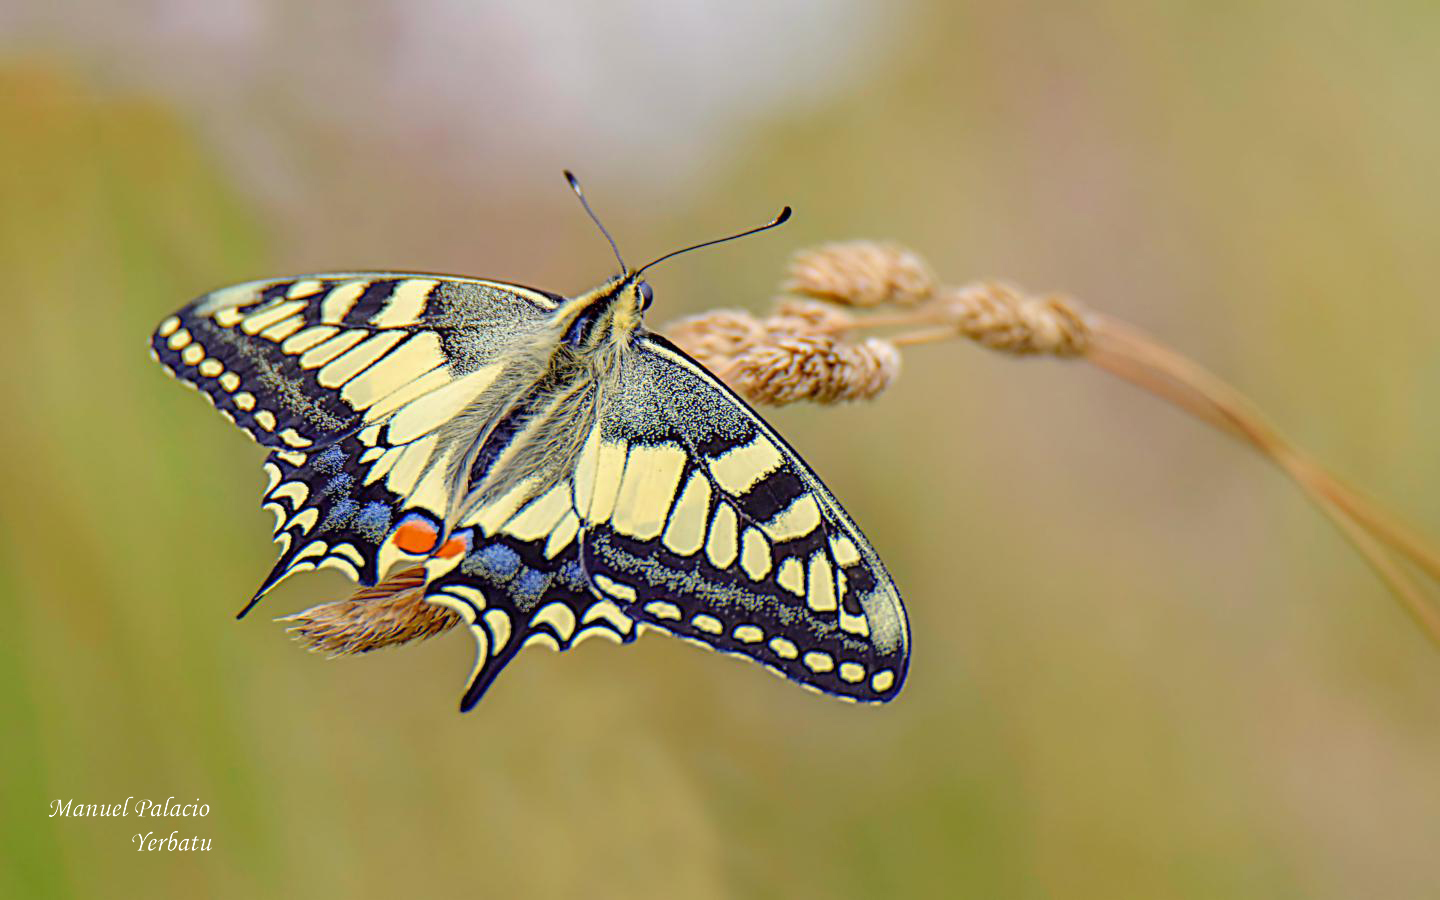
[253,434,416,600]
[421,524,640,711]
[575,335,910,702]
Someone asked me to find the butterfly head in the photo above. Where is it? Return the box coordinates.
[559,170,788,349]
[558,270,652,352]
[610,273,654,335]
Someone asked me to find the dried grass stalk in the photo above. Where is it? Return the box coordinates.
[664,239,1440,653]
[279,566,459,655]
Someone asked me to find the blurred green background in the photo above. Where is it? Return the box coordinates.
[4,2,1440,897]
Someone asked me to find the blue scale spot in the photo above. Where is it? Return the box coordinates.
[321,498,359,531]
[354,502,393,542]
[315,445,346,474]
[510,568,550,609]
[556,560,586,592]
[322,472,354,497]
[463,544,521,582]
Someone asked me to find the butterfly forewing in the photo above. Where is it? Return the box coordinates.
[151,274,565,602]
[573,336,909,702]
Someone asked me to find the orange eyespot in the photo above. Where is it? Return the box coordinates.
[393,520,438,554]
[436,536,467,559]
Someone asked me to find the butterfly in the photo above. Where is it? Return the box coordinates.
[148,173,909,711]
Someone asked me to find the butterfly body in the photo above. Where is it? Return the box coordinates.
[152,267,909,710]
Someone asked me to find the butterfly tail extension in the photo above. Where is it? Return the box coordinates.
[420,514,640,710]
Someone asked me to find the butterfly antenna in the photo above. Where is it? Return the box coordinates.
[564,170,626,272]
[635,206,792,277]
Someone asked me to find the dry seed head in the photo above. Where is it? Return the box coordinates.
[664,309,767,371]
[665,299,892,405]
[786,241,937,308]
[770,297,857,334]
[280,566,459,655]
[730,334,900,405]
[940,281,1092,357]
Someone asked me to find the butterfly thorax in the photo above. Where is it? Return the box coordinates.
[448,275,648,528]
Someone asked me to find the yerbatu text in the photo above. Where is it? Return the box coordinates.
[133,831,211,852]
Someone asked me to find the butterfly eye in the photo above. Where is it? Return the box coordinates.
[638,281,654,310]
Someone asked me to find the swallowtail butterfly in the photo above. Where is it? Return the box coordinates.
[149,174,909,711]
